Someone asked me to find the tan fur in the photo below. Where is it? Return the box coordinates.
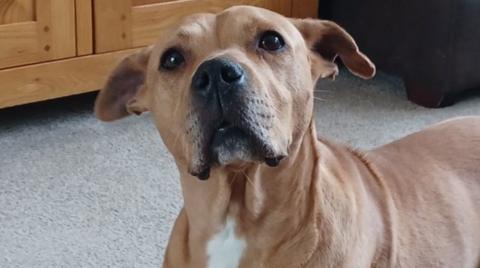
[94,6,480,268]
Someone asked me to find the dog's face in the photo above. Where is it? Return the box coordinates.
[95,6,374,180]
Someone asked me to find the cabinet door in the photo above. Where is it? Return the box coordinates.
[0,0,76,69]
[93,0,292,53]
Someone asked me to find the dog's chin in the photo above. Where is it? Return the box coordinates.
[188,121,287,180]
[187,118,288,180]
[210,125,261,166]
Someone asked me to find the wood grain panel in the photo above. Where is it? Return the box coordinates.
[292,0,318,18]
[130,0,288,48]
[95,0,292,52]
[264,0,292,16]
[0,49,137,108]
[36,0,76,59]
[0,0,35,25]
[0,22,41,69]
[75,0,93,55]
[93,0,133,53]
[0,0,76,69]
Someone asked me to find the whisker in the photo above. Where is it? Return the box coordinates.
[170,96,186,150]
[182,137,191,158]
[230,172,240,187]
[241,171,258,194]
[313,96,326,102]
[172,126,182,149]
[272,104,281,115]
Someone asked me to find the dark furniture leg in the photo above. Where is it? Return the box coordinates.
[405,80,456,108]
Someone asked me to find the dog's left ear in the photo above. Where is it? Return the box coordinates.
[291,18,375,80]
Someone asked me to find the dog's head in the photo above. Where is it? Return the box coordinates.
[95,6,374,180]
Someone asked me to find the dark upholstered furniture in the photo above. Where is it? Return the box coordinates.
[320,0,480,107]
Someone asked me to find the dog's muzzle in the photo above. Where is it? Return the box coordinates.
[188,57,281,180]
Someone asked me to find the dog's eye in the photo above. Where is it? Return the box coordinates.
[259,31,285,51]
[160,48,185,71]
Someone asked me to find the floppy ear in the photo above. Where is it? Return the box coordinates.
[94,47,152,122]
[291,18,375,80]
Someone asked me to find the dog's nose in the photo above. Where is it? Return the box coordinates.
[192,58,245,94]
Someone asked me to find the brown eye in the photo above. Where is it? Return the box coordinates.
[259,31,285,51]
[160,48,185,71]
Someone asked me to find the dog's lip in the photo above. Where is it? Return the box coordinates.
[209,120,251,151]
[190,119,285,180]
[209,119,281,165]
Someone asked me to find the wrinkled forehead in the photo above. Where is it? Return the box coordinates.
[154,6,300,51]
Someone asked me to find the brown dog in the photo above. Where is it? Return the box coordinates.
[94,6,480,268]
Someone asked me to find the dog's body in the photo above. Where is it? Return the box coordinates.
[94,6,480,267]
[162,117,480,268]
[369,117,480,267]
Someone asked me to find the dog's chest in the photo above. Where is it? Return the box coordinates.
[206,218,246,268]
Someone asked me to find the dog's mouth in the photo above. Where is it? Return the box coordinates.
[191,119,284,180]
[210,120,258,165]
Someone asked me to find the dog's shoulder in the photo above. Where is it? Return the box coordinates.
[366,116,480,189]
[367,116,480,188]
[429,116,480,134]
[371,116,480,156]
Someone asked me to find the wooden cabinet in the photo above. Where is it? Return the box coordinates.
[0,0,317,109]
[0,0,76,69]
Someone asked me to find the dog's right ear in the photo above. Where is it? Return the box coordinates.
[95,47,152,122]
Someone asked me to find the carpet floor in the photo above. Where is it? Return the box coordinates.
[1,69,479,267]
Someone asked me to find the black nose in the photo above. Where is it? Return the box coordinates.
[192,58,245,94]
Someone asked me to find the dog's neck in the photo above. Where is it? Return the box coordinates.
[179,121,319,222]
[175,120,387,267]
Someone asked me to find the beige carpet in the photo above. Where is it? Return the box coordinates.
[1,69,479,267]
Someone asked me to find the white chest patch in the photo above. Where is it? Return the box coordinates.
[207,218,246,268]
